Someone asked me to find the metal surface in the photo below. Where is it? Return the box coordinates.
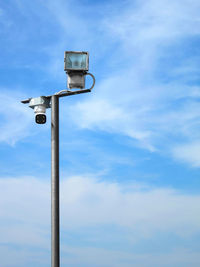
[67,72,85,89]
[29,96,51,109]
[51,95,60,267]
[21,88,91,104]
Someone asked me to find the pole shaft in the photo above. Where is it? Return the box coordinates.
[51,95,60,267]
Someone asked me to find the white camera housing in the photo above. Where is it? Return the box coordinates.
[34,105,46,124]
[29,96,50,124]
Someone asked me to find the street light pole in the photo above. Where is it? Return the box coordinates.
[51,95,60,267]
[21,51,95,267]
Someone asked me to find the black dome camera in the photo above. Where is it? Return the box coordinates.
[35,113,46,124]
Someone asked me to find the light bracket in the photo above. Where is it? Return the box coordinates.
[29,96,51,109]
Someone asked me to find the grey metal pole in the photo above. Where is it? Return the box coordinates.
[51,95,60,267]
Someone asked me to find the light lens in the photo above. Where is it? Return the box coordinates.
[65,52,88,71]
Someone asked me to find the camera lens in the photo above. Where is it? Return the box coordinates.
[35,114,46,124]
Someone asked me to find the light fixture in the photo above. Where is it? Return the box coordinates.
[64,51,91,89]
[64,51,89,72]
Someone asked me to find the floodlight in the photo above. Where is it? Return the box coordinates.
[63,50,95,90]
[64,51,89,72]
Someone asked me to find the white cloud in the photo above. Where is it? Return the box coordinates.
[172,141,200,167]
[61,246,200,267]
[0,92,34,144]
[0,245,49,267]
[106,0,200,41]
[60,175,200,238]
[1,175,200,266]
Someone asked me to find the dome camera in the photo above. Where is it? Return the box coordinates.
[28,96,50,124]
[34,105,47,124]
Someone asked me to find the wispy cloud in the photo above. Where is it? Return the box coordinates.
[64,0,200,165]
[2,0,200,164]
[0,91,33,145]
[172,141,200,167]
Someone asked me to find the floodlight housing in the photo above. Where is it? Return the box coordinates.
[64,51,89,72]
[67,72,85,89]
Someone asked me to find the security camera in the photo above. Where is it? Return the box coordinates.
[34,105,46,124]
[29,96,50,124]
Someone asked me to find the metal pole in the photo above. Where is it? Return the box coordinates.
[51,95,60,267]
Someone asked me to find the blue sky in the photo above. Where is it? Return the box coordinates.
[1,0,200,266]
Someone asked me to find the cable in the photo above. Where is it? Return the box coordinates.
[85,72,95,91]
